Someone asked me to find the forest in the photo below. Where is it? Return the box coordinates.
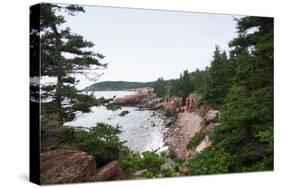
[35,3,273,184]
[85,81,154,91]
[152,17,273,172]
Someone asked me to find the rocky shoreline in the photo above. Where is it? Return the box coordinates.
[40,88,222,183]
[110,88,221,160]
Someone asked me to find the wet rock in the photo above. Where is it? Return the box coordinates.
[40,149,96,184]
[164,116,176,127]
[90,160,126,181]
[119,110,129,116]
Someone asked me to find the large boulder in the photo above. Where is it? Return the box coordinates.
[40,150,97,184]
[89,160,126,181]
[145,98,163,110]
[163,97,183,116]
[114,94,147,105]
[204,110,220,123]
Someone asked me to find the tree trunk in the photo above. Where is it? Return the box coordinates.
[52,23,64,126]
[56,74,63,125]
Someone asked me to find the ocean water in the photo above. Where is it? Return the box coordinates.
[65,91,166,153]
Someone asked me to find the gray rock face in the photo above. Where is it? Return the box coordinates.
[204,110,220,123]
[160,158,176,170]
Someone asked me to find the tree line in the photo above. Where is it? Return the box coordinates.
[153,16,273,172]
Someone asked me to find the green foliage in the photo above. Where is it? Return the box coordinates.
[161,168,175,177]
[201,46,233,107]
[187,148,234,175]
[186,131,205,149]
[41,120,128,167]
[153,77,168,97]
[170,70,194,98]
[209,16,273,171]
[120,152,142,174]
[141,151,165,174]
[40,3,106,125]
[70,123,127,166]
[189,68,208,93]
[140,170,155,178]
[120,151,166,177]
[242,155,273,172]
[255,126,273,148]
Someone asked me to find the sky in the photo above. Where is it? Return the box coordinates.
[62,5,240,89]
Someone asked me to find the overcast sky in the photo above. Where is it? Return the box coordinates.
[62,5,240,89]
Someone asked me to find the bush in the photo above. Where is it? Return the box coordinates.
[71,123,127,167]
[187,148,234,175]
[141,170,154,178]
[161,168,175,177]
[186,131,205,149]
[141,151,165,174]
[120,151,142,174]
[121,151,167,177]
[242,155,273,172]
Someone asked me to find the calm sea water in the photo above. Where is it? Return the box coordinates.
[65,91,166,153]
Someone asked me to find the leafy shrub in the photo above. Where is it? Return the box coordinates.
[242,155,273,172]
[140,170,154,178]
[121,151,167,177]
[187,148,233,175]
[71,123,127,166]
[186,131,205,149]
[141,151,165,174]
[120,151,142,174]
[161,168,175,177]
[255,126,273,148]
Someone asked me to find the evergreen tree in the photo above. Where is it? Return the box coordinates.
[170,70,194,99]
[190,68,207,93]
[40,3,106,125]
[202,46,231,107]
[153,77,167,97]
[210,16,273,170]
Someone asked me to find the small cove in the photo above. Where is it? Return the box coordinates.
[65,91,166,153]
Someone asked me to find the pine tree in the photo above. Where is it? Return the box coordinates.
[210,16,273,170]
[170,70,194,99]
[202,46,231,107]
[40,3,107,125]
[153,77,167,97]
